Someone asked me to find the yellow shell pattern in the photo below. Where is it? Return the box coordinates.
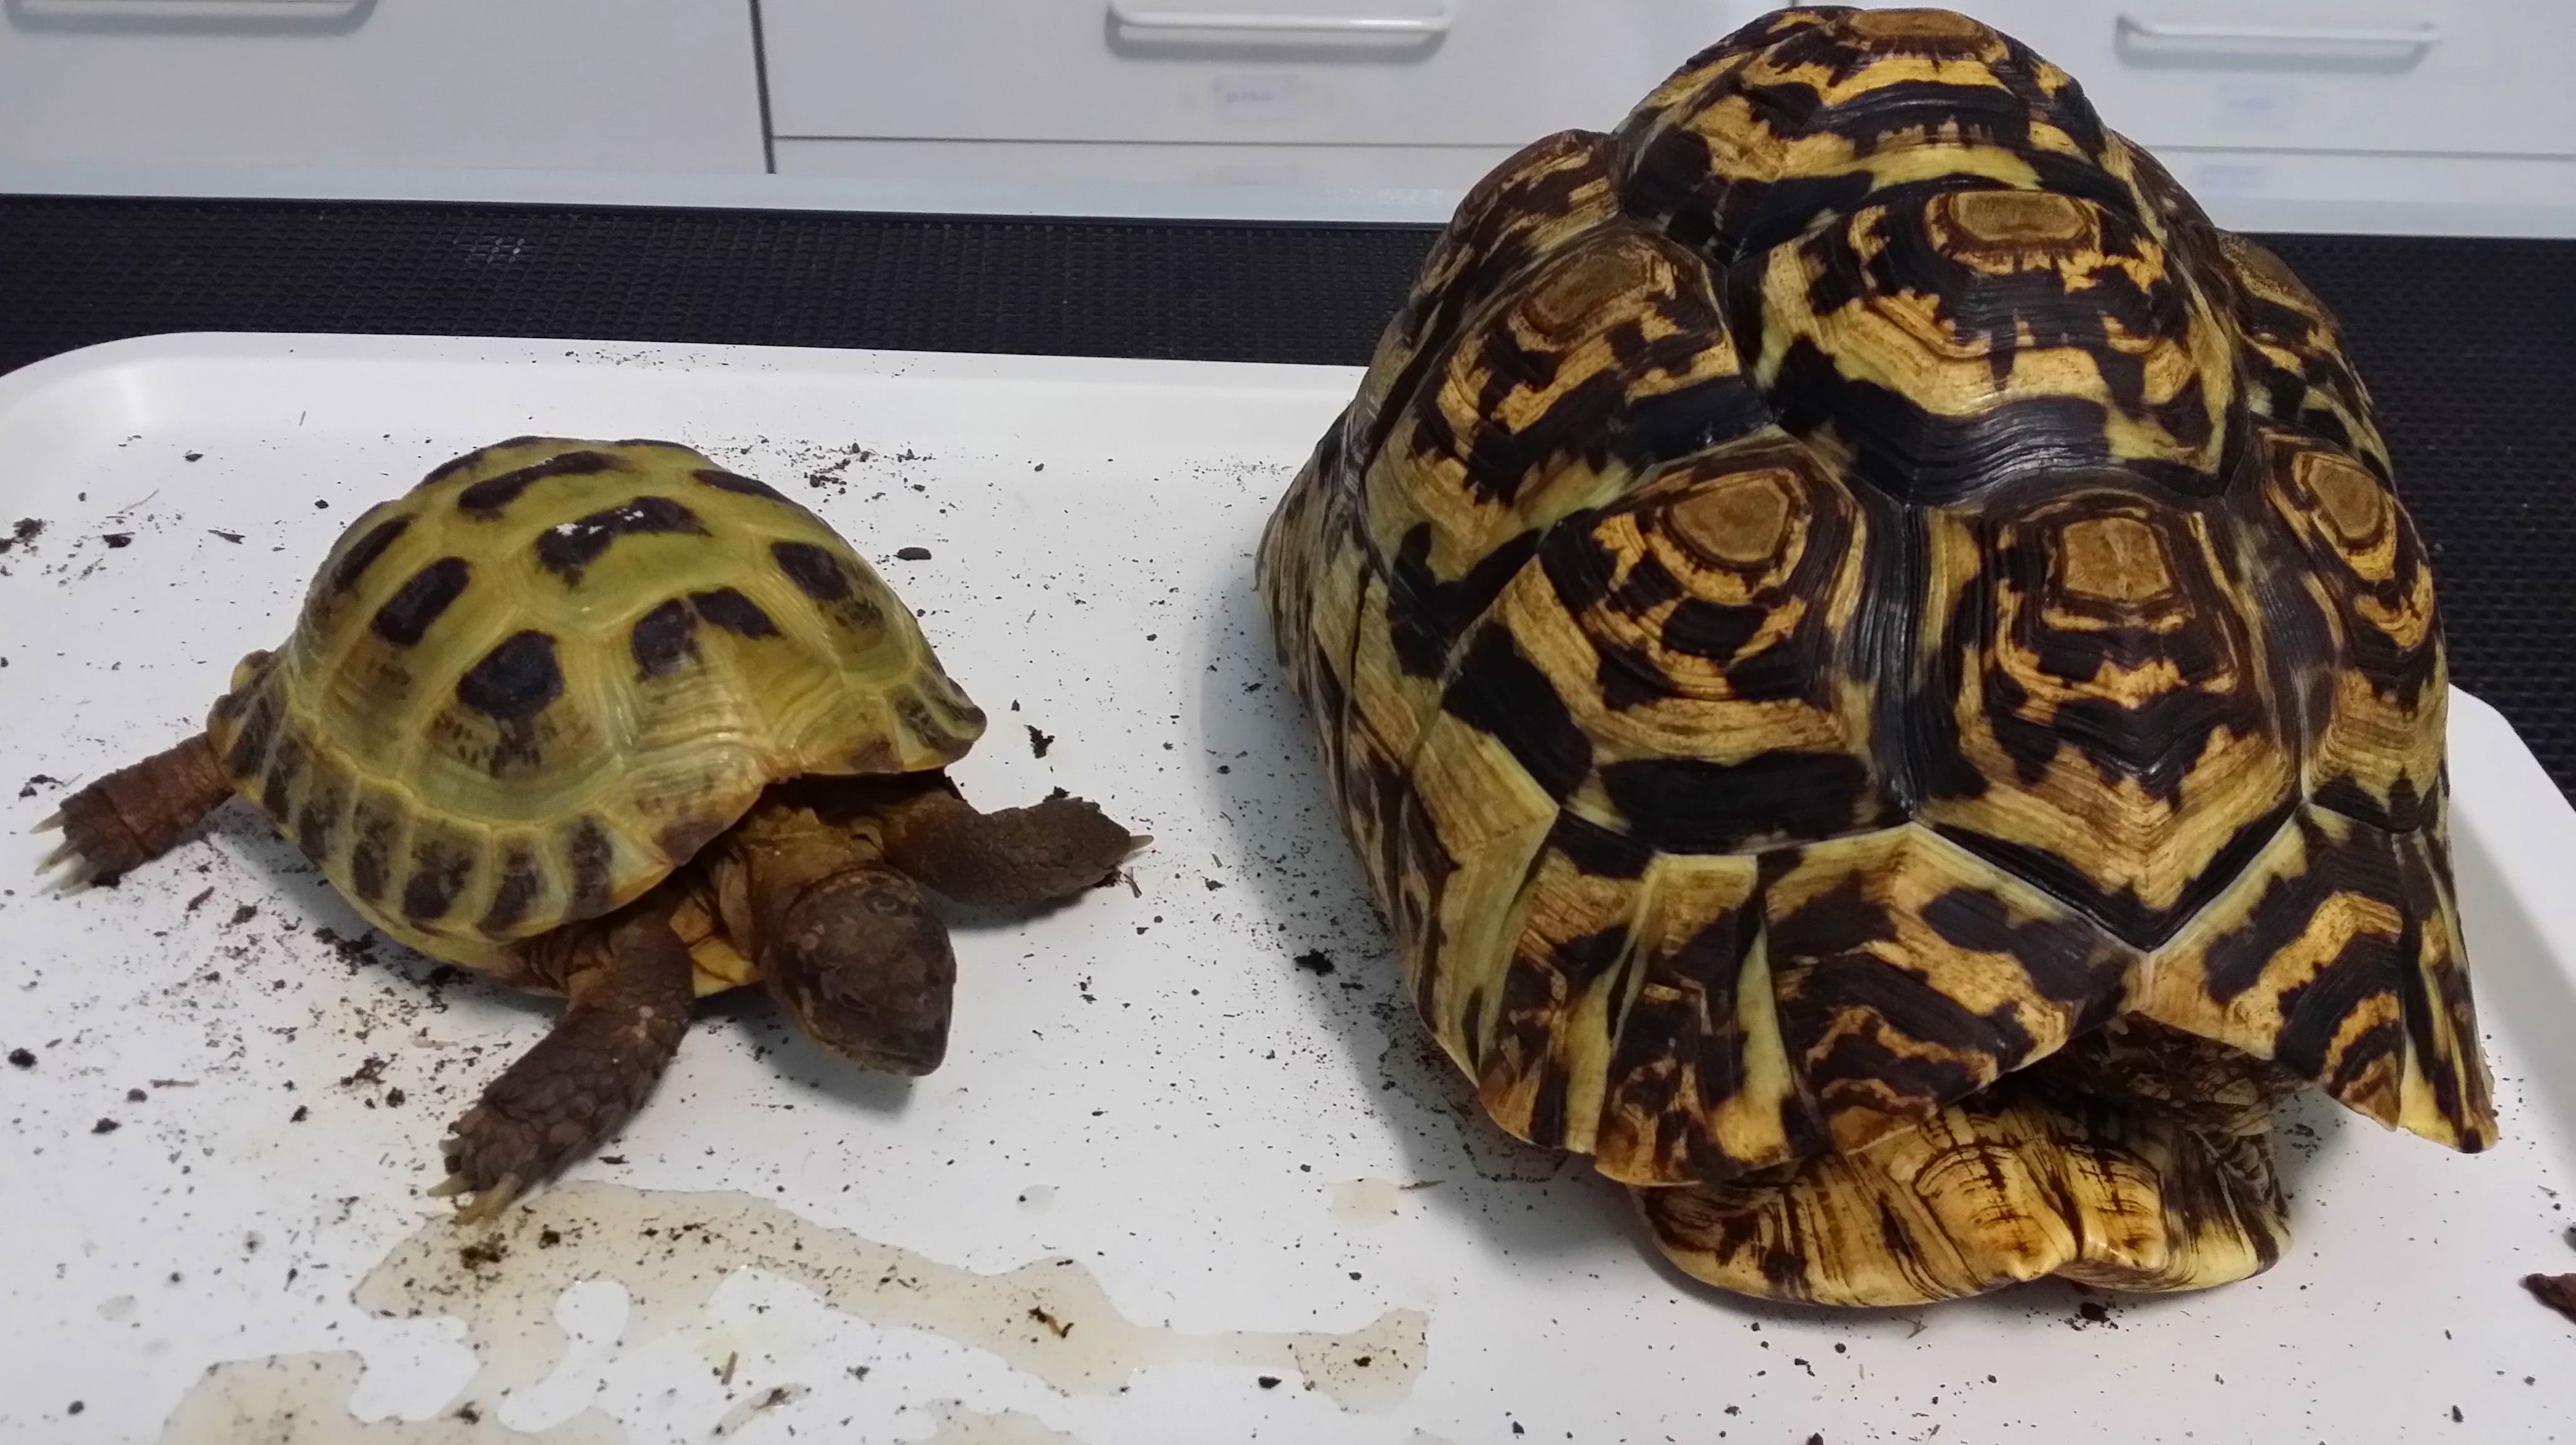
[206,437,985,982]
[1256,6,2495,1303]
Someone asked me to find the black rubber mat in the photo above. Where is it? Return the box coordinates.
[3,196,2572,796]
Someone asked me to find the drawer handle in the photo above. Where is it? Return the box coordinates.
[2116,14,2443,51]
[1107,0,1454,36]
[13,0,370,17]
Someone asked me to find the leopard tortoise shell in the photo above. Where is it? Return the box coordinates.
[1256,5,2498,1307]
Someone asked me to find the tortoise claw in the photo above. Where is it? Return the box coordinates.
[36,839,100,894]
[450,1173,524,1225]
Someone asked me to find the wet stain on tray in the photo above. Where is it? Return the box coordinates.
[158,1352,622,1443]
[353,1180,1426,1412]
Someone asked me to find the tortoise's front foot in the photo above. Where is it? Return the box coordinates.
[433,910,695,1220]
[880,785,1143,908]
[38,733,234,887]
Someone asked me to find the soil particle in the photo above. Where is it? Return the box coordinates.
[896,546,933,561]
[1027,725,1055,759]
[8,1048,34,1068]
[1294,950,1336,976]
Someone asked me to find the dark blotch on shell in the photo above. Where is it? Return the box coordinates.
[629,598,698,678]
[455,630,564,723]
[401,836,473,924]
[349,801,398,903]
[564,817,616,918]
[535,496,708,583]
[691,588,780,638]
[370,557,473,646]
[328,515,412,594]
[772,541,851,601]
[693,467,792,504]
[479,845,544,936]
[455,450,622,517]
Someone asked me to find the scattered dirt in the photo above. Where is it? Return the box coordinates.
[17,773,58,799]
[1026,725,1055,759]
[0,517,44,554]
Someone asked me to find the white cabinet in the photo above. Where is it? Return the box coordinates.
[2,0,2572,235]
[1973,1,2576,159]
[762,0,1734,147]
[757,0,2576,234]
[0,0,765,174]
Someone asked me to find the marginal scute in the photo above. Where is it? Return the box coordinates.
[1759,824,2134,1154]
[1254,3,2494,1307]
[2138,803,2495,1149]
[212,437,981,976]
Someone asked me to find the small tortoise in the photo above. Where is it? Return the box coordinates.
[44,437,1136,1215]
[1258,6,2497,1305]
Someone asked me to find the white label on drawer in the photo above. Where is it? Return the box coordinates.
[1214,73,1304,125]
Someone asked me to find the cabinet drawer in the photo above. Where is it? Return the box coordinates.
[1975,1,2576,158]
[761,0,1731,146]
[0,0,763,172]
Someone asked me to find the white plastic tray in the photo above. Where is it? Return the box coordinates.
[0,333,2568,1444]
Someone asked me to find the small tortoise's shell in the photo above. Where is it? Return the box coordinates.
[1258,5,2496,1213]
[208,437,984,976]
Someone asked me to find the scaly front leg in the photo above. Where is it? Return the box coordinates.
[433,897,696,1220]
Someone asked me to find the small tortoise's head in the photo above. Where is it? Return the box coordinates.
[766,868,954,1075]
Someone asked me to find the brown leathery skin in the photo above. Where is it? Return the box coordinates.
[1254,5,2496,1303]
[711,801,958,1078]
[440,899,698,1206]
[49,733,236,886]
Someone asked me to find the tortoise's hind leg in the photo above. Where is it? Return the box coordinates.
[41,734,234,886]
[877,779,1139,908]
[435,900,696,1220]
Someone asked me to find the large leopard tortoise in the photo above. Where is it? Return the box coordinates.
[1257,6,2496,1305]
